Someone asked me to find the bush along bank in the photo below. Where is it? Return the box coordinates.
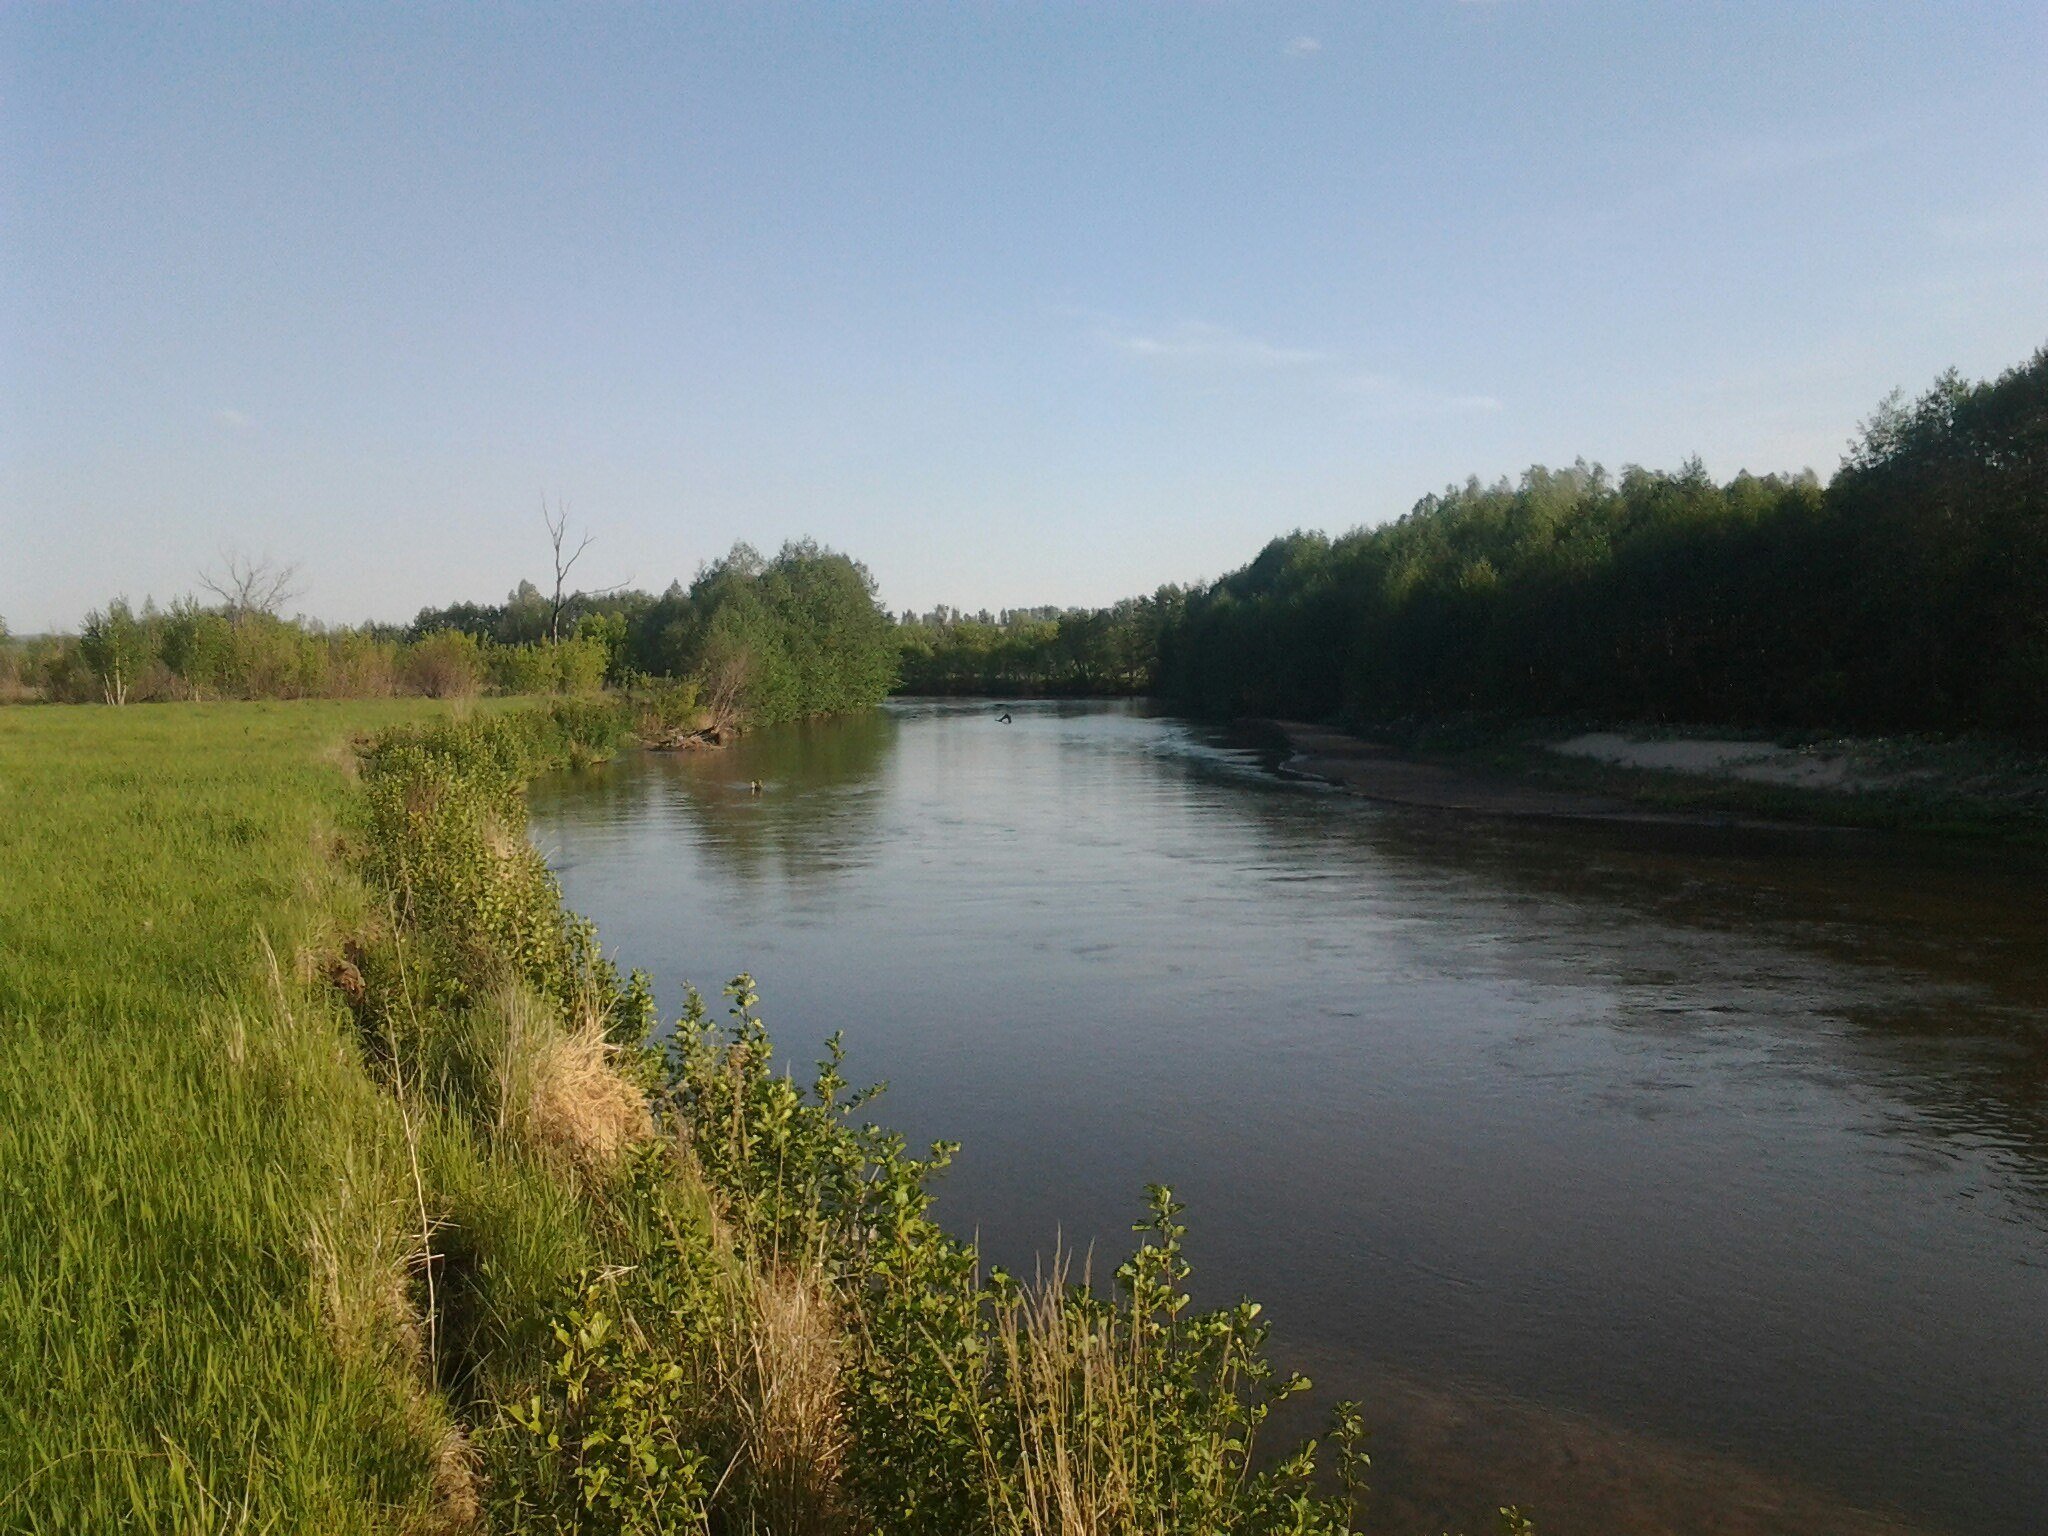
[339,705,1533,1534]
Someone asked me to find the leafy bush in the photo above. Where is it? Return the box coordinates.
[622,676,704,741]
[328,628,402,697]
[489,642,560,697]
[552,637,610,696]
[403,628,487,699]
[621,541,898,727]
[77,598,156,704]
[654,980,1380,1536]
[353,708,645,1025]
[485,639,612,698]
[228,611,327,697]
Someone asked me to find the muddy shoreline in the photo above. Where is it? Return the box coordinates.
[1259,716,2048,845]
[1267,720,1790,830]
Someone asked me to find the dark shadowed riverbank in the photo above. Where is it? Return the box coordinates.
[1269,718,2048,843]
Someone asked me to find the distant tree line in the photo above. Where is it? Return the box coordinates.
[410,539,898,728]
[1155,347,2048,739]
[6,539,899,726]
[894,594,1186,696]
[0,600,611,705]
[14,345,2043,739]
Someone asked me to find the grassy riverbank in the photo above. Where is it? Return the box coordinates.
[0,700,491,1530]
[3,699,1424,1535]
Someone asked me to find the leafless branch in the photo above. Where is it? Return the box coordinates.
[542,496,628,642]
[199,548,304,620]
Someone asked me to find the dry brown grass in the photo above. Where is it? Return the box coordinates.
[416,1421,481,1535]
[286,1006,479,1533]
[495,988,651,1170]
[672,1168,850,1533]
[306,1189,422,1372]
[724,1255,849,1532]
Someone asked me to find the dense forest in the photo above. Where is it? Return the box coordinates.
[894,349,2046,739]
[893,595,1184,696]
[4,540,899,730]
[1156,347,2048,736]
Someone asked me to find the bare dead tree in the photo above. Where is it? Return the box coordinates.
[541,496,629,644]
[698,639,753,729]
[199,549,304,621]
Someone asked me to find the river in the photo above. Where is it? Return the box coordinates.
[528,699,2048,1536]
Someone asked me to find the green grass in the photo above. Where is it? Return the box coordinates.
[0,700,489,1533]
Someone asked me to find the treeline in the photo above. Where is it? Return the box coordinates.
[1157,346,2048,738]
[411,539,898,727]
[894,594,1183,696]
[0,602,610,706]
[5,539,899,727]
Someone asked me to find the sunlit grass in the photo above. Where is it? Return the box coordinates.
[0,700,484,1531]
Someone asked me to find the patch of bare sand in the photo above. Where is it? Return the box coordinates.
[1274,723,1736,825]
[1549,732,1920,792]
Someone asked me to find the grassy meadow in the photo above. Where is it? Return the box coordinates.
[0,700,491,1531]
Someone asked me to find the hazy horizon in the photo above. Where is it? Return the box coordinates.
[7,3,2046,632]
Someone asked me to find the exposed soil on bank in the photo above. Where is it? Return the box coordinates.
[1269,721,1785,829]
[1551,731,1924,791]
[1266,719,2048,841]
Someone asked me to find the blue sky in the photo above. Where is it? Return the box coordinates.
[5,3,2045,631]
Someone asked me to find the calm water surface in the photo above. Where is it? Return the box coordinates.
[529,700,2048,1535]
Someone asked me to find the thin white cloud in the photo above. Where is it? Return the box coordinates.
[1284,36,1321,56]
[1099,315,1500,417]
[213,407,254,431]
[1111,320,1323,371]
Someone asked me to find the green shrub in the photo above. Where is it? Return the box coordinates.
[488,642,558,697]
[353,709,645,1029]
[77,598,155,705]
[623,676,703,741]
[326,628,402,696]
[403,629,487,699]
[159,600,236,698]
[228,611,327,697]
[482,639,612,699]
[656,978,1380,1536]
[551,637,609,696]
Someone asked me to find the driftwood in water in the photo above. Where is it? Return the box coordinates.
[645,723,731,751]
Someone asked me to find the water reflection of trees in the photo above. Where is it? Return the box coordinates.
[1218,766,2048,1201]
[650,708,900,891]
